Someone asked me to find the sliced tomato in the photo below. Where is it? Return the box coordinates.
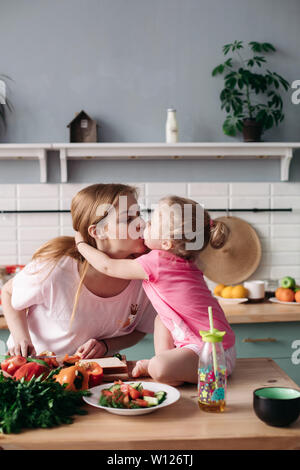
[142,389,155,397]
[1,355,27,376]
[128,385,141,400]
[102,390,113,397]
[131,398,149,408]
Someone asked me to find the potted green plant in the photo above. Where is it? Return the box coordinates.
[212,41,289,141]
[0,74,13,136]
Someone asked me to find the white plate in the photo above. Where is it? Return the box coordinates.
[83,381,180,416]
[214,295,248,305]
[269,297,300,306]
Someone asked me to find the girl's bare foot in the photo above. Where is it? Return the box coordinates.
[131,359,150,378]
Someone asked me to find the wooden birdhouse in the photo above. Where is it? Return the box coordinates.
[67,110,98,143]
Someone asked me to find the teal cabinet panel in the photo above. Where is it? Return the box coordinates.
[120,334,155,361]
[274,358,300,387]
[0,329,9,355]
[232,323,300,359]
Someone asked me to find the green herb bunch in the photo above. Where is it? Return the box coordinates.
[212,41,289,136]
[0,370,91,434]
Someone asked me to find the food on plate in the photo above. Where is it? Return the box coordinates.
[99,380,167,409]
[0,371,90,434]
[280,276,296,290]
[1,355,27,376]
[215,284,248,299]
[213,284,225,297]
[295,291,300,303]
[231,285,248,299]
[275,287,295,303]
[79,361,103,388]
[54,364,89,391]
[13,361,49,381]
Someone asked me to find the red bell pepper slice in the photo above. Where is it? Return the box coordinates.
[1,355,27,376]
[13,362,49,381]
[84,362,104,388]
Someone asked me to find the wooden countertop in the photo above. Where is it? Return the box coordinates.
[1,358,300,450]
[222,300,300,324]
[1,300,300,329]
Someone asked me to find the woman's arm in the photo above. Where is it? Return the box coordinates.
[76,241,147,280]
[1,279,36,356]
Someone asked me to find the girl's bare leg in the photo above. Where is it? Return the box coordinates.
[148,347,198,386]
[132,347,198,386]
[132,316,175,378]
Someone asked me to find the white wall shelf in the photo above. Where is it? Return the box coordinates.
[0,144,50,183]
[0,142,299,183]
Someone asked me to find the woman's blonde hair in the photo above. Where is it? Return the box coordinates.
[32,183,138,325]
[158,195,230,261]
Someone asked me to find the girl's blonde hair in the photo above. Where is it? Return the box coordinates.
[32,183,138,325]
[158,195,230,261]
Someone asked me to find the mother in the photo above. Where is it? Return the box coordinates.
[2,183,157,358]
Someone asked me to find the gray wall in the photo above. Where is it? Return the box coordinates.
[0,0,300,183]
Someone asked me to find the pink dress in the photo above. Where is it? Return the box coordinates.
[135,249,235,351]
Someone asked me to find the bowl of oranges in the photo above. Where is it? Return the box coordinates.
[213,284,249,304]
[269,276,300,305]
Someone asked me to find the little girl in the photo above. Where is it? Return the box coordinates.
[75,195,236,385]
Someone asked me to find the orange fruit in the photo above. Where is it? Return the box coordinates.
[275,287,295,303]
[214,284,225,297]
[231,285,248,299]
[221,286,233,298]
[295,291,300,303]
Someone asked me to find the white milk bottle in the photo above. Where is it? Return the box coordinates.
[165,108,178,143]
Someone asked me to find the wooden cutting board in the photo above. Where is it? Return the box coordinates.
[198,216,262,285]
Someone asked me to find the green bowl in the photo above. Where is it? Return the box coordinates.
[253,387,300,427]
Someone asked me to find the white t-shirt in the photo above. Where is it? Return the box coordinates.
[7,256,157,355]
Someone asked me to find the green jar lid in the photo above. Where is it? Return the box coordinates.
[199,328,226,343]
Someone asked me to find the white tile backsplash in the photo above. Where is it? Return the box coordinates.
[0,182,299,283]
[271,183,300,196]
[230,197,270,210]
[17,184,59,198]
[146,182,187,197]
[19,227,60,241]
[0,185,16,198]
[17,198,59,211]
[0,241,17,256]
[188,183,228,197]
[272,197,300,210]
[271,224,300,238]
[230,182,270,197]
[18,213,60,227]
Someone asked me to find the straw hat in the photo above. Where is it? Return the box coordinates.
[197,216,262,285]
